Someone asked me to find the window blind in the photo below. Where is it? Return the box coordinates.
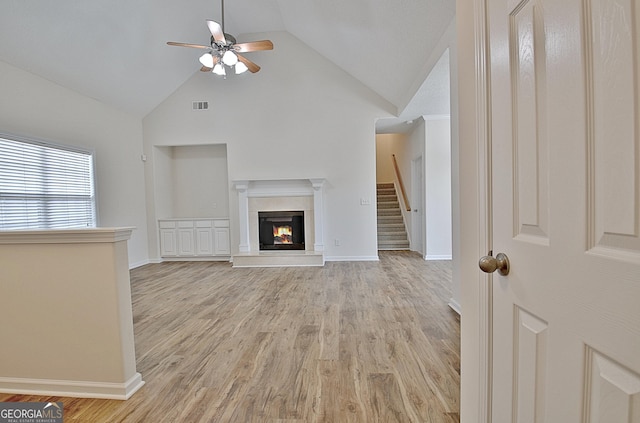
[0,135,96,230]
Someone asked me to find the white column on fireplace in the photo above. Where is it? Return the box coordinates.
[234,180,250,252]
[310,178,325,252]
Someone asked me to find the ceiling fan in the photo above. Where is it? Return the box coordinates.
[166,0,273,76]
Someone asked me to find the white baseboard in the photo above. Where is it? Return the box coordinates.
[160,256,231,262]
[324,255,380,262]
[424,254,453,260]
[0,372,144,400]
[448,299,462,315]
[129,259,150,269]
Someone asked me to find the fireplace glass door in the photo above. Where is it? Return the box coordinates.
[258,211,305,250]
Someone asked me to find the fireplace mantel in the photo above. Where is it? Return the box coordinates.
[232,178,326,266]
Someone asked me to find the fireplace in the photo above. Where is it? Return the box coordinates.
[259,211,305,250]
[232,179,325,266]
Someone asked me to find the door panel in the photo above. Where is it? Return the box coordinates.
[488,0,640,421]
[513,307,548,423]
[511,0,549,244]
[584,347,640,423]
[586,0,640,258]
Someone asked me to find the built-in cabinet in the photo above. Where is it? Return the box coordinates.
[159,219,230,259]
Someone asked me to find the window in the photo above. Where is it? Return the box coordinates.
[0,134,96,230]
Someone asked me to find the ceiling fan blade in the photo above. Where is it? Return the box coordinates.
[200,66,212,72]
[237,54,261,73]
[233,40,274,53]
[206,20,226,44]
[167,41,210,49]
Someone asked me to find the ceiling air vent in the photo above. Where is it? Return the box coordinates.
[192,101,209,110]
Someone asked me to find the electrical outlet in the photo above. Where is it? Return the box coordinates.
[335,239,340,246]
[360,197,371,205]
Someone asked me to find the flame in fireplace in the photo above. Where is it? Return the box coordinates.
[273,225,293,244]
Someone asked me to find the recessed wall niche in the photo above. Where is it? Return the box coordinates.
[153,144,229,219]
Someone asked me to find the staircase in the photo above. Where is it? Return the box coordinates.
[377,183,410,250]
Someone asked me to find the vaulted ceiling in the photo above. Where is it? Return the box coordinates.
[0,0,455,131]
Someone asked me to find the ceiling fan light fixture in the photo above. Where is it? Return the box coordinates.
[235,61,248,74]
[212,62,226,76]
[198,53,215,68]
[222,50,238,66]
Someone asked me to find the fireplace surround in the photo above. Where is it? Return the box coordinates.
[232,178,325,267]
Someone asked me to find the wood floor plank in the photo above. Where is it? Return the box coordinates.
[0,251,459,422]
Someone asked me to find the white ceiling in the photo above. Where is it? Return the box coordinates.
[0,0,454,130]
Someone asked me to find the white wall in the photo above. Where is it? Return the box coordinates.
[0,60,149,267]
[143,31,395,261]
[153,146,175,219]
[152,144,229,219]
[172,144,228,218]
[425,116,452,260]
[375,133,407,184]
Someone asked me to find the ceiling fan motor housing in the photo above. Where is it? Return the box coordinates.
[211,34,236,46]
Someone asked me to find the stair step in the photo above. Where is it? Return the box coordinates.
[377,195,398,202]
[376,183,409,250]
[378,201,400,209]
[378,240,410,250]
[377,183,394,189]
[378,221,403,228]
[377,188,396,194]
[378,223,405,230]
[378,232,409,241]
[378,207,401,214]
[378,222,403,229]
[378,239,410,245]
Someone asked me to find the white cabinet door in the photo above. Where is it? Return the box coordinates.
[196,228,214,255]
[159,228,177,256]
[159,219,229,258]
[214,227,230,255]
[195,220,214,256]
[176,221,195,256]
[177,230,194,256]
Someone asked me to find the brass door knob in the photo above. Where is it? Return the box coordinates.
[479,252,510,276]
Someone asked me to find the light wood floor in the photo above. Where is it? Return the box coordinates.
[0,251,460,422]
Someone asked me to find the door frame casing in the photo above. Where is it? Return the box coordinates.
[456,0,493,421]
[411,155,425,256]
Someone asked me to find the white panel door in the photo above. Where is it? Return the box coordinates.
[487,0,640,421]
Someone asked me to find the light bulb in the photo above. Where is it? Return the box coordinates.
[212,63,226,76]
[222,50,238,66]
[235,61,248,74]
[198,53,214,68]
